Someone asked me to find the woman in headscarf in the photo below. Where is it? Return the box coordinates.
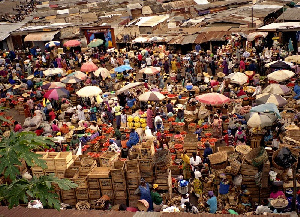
[146,105,154,130]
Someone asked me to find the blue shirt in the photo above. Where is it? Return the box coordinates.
[127,99,136,108]
[207,196,217,213]
[219,182,230,195]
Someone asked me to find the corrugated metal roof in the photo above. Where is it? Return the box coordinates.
[181,34,198,45]
[136,15,169,27]
[168,35,184,44]
[24,31,59,42]
[194,31,230,44]
[277,8,300,21]
[0,16,32,41]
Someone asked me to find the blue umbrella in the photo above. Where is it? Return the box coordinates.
[114,65,133,72]
[250,103,281,119]
[45,41,60,48]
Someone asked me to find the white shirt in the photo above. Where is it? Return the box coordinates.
[146,57,152,66]
[154,116,163,130]
[190,156,202,170]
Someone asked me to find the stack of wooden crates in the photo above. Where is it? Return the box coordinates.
[240,162,259,203]
[125,159,140,207]
[111,161,127,205]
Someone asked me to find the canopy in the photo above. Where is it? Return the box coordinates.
[60,76,81,84]
[41,82,65,90]
[114,65,133,72]
[81,62,98,73]
[43,68,64,76]
[250,103,281,119]
[195,93,230,105]
[246,112,277,128]
[63,40,81,47]
[139,67,161,75]
[227,72,248,85]
[94,67,110,79]
[44,88,69,100]
[267,70,295,82]
[138,91,165,101]
[132,37,148,43]
[262,84,290,95]
[76,86,102,97]
[247,32,268,41]
[285,55,300,64]
[117,82,144,95]
[256,93,287,107]
[24,31,58,42]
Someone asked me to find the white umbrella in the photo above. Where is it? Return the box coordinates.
[76,86,102,97]
[94,67,110,79]
[262,84,290,95]
[267,70,295,82]
[246,112,277,128]
[116,82,144,95]
[138,91,165,101]
[43,68,64,76]
[256,93,287,107]
[227,72,248,85]
[139,67,161,75]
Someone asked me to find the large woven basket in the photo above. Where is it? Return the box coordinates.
[244,147,268,167]
[137,199,149,211]
[208,151,227,165]
[230,160,241,175]
[236,145,252,155]
[272,148,298,170]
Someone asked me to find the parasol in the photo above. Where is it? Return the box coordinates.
[60,76,82,84]
[262,84,290,95]
[138,91,165,101]
[44,88,69,100]
[265,61,293,69]
[81,61,98,73]
[227,72,248,85]
[114,65,133,72]
[285,55,300,64]
[256,93,287,107]
[45,41,60,48]
[195,93,230,105]
[88,39,104,48]
[116,82,144,95]
[246,112,277,128]
[76,86,102,97]
[68,71,87,80]
[94,67,110,79]
[250,103,281,119]
[139,67,161,75]
[43,68,64,76]
[63,40,81,47]
[247,32,268,41]
[132,37,148,43]
[267,70,295,82]
[41,82,65,90]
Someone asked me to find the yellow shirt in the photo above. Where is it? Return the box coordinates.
[181,154,190,165]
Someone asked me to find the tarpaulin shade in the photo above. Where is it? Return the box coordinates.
[24,31,59,42]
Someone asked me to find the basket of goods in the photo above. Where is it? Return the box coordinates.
[188,123,197,132]
[208,151,227,165]
[137,199,149,211]
[245,147,268,167]
[236,145,252,156]
[270,198,289,209]
[230,160,241,175]
[76,201,91,210]
[227,152,240,162]
[272,147,298,170]
[153,149,171,167]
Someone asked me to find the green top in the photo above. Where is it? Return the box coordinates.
[151,191,162,205]
[114,128,122,138]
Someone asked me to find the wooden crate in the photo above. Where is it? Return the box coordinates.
[55,169,66,179]
[62,198,77,206]
[61,189,76,200]
[138,159,153,170]
[111,169,125,183]
[113,160,125,169]
[88,179,100,189]
[114,190,127,199]
[44,169,55,176]
[114,199,127,205]
[127,178,140,189]
[140,170,153,178]
[169,165,181,175]
[65,166,79,179]
[44,152,59,170]
[126,169,140,178]
[79,160,97,176]
[76,188,89,200]
[72,171,87,189]
[55,152,72,167]
[99,178,112,190]
[89,189,101,199]
[88,167,111,179]
[32,168,44,178]
[113,182,126,190]
[125,159,139,171]
[139,146,155,159]
[101,189,114,199]
[99,152,120,167]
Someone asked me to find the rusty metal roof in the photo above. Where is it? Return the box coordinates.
[181,34,198,45]
[194,31,230,44]
[168,35,184,44]
[0,206,292,217]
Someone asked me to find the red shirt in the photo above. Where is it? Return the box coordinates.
[14,124,22,132]
[35,129,44,136]
[138,54,142,61]
[49,111,56,121]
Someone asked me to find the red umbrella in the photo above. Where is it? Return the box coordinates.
[63,40,81,47]
[196,93,230,105]
[81,61,98,72]
[44,88,69,100]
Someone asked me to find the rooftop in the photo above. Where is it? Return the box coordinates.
[136,15,169,27]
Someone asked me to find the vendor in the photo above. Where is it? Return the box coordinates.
[14,121,23,132]
[151,184,163,212]
[135,178,153,211]
[206,191,217,214]
[270,186,285,199]
[154,113,163,132]
[176,108,184,123]
[181,150,191,180]
[203,142,213,164]
[190,152,202,171]
[126,129,139,148]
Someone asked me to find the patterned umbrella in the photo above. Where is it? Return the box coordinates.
[256,93,287,107]
[63,40,81,47]
[262,84,290,95]
[88,39,104,48]
[246,112,277,128]
[60,76,81,84]
[81,61,98,73]
[68,71,87,80]
[41,82,65,90]
[45,41,60,48]
[267,70,295,82]
[196,93,230,105]
[138,91,165,101]
[44,88,69,100]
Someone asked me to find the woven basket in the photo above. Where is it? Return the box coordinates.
[230,160,241,175]
[245,147,268,167]
[228,152,240,162]
[236,145,252,155]
[272,149,298,170]
[208,151,227,165]
[76,201,91,210]
[137,199,149,211]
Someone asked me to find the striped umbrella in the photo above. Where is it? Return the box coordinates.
[60,76,82,84]
[138,91,165,101]
[44,88,69,100]
[267,70,295,82]
[262,84,290,95]
[246,112,277,128]
[45,41,60,48]
[256,93,287,107]
[94,67,110,78]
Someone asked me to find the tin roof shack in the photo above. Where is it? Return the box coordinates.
[136,15,169,34]
[127,3,143,19]
[277,7,300,22]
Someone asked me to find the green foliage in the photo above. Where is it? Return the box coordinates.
[1,174,77,210]
[0,132,54,180]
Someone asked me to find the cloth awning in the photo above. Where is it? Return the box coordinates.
[24,31,59,42]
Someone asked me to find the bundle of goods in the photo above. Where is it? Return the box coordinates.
[208,151,227,169]
[244,147,268,167]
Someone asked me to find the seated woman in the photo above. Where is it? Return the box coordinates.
[126,129,139,148]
